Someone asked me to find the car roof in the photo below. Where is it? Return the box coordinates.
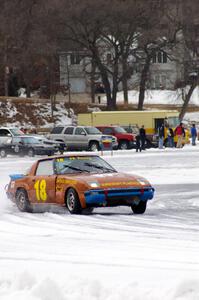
[12,135,36,138]
[37,153,99,162]
[54,125,96,128]
[97,125,120,128]
[0,127,20,129]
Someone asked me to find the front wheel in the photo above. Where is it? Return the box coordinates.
[119,140,129,150]
[0,148,7,158]
[89,141,99,152]
[16,189,32,212]
[131,201,147,214]
[66,188,82,214]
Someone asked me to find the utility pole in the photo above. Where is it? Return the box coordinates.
[66,54,71,117]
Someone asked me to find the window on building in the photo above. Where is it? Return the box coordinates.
[152,51,168,64]
[107,53,112,64]
[151,74,167,89]
[70,53,82,65]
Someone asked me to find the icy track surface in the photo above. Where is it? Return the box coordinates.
[1,146,199,300]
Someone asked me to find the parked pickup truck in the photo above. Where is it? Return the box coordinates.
[48,126,118,151]
[0,127,24,144]
[96,126,136,150]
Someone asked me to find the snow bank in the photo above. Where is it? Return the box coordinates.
[1,272,199,300]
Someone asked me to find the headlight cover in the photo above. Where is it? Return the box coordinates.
[89,181,100,188]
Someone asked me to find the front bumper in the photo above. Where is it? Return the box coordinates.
[84,187,154,207]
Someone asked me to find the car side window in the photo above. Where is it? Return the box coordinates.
[0,129,10,136]
[64,127,74,134]
[51,127,64,134]
[36,160,54,176]
[75,128,86,135]
[12,137,22,144]
[103,128,113,135]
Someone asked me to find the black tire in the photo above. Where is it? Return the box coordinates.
[0,148,7,158]
[82,207,94,215]
[119,140,129,150]
[89,141,99,152]
[131,201,147,214]
[27,148,35,157]
[66,188,82,214]
[16,189,32,212]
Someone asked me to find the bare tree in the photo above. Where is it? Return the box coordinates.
[178,0,199,120]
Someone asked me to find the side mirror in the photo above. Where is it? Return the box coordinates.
[80,132,86,136]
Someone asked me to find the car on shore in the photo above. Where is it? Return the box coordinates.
[48,126,118,151]
[0,136,58,158]
[0,127,24,144]
[96,126,136,150]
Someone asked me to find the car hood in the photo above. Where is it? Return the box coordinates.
[31,143,56,149]
[62,172,151,189]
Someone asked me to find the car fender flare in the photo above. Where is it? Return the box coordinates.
[64,186,86,208]
[15,183,31,199]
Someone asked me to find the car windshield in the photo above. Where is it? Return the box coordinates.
[21,137,40,144]
[84,127,101,135]
[114,127,127,133]
[55,156,117,174]
[10,128,24,136]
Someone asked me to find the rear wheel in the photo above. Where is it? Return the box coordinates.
[66,188,82,214]
[0,148,7,158]
[131,201,147,214]
[16,189,32,212]
[119,140,128,150]
[89,141,99,152]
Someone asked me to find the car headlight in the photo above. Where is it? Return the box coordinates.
[89,181,100,188]
[137,179,147,185]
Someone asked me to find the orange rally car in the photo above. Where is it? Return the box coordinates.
[6,154,154,214]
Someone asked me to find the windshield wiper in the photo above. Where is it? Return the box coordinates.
[84,162,116,173]
[61,164,90,173]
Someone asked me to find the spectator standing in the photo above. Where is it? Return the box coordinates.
[190,124,197,146]
[158,124,165,149]
[167,127,174,147]
[139,125,146,150]
[174,122,185,148]
[135,134,142,152]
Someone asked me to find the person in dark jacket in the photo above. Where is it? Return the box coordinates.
[190,124,197,146]
[158,124,165,149]
[135,134,142,152]
[139,125,146,150]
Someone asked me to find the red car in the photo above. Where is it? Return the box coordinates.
[6,154,154,214]
[96,126,136,150]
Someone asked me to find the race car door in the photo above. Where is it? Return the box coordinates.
[28,159,56,204]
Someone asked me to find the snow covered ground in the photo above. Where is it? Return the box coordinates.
[1,145,199,300]
[115,87,199,106]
